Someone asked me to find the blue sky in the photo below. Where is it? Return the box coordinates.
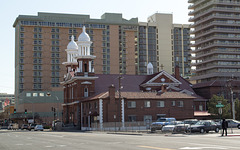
[0,0,189,94]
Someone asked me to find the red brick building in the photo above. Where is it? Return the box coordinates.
[61,27,207,130]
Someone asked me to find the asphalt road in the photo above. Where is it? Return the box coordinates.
[0,129,240,150]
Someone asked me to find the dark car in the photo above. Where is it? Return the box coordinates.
[28,124,36,131]
[187,120,220,133]
[21,124,28,130]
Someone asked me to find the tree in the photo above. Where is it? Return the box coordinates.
[235,98,240,120]
[207,95,231,119]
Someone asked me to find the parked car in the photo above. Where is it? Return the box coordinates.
[34,125,44,131]
[187,120,220,133]
[28,124,36,131]
[226,119,240,129]
[151,118,176,131]
[21,124,28,130]
[162,121,183,133]
[183,119,198,125]
[7,124,13,130]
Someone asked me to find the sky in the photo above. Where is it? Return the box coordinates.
[0,0,189,94]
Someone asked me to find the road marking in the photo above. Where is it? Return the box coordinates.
[138,145,175,150]
[180,147,227,150]
[59,145,66,147]
[45,146,53,148]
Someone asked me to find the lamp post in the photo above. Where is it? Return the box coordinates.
[118,75,123,131]
[47,92,60,130]
[227,77,235,120]
[46,92,60,120]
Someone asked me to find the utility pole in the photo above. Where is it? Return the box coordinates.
[227,76,235,120]
[118,75,123,131]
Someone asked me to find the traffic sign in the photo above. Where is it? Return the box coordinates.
[216,104,224,108]
[218,108,222,114]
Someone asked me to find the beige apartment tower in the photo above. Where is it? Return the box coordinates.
[189,0,240,83]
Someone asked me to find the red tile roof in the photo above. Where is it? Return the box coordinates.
[89,91,195,100]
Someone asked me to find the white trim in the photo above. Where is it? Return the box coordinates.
[81,81,92,85]
[62,101,79,106]
[142,71,182,87]
[99,99,103,130]
[121,98,125,128]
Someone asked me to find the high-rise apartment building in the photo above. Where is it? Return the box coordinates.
[13,12,191,121]
[172,24,191,77]
[139,14,191,76]
[13,13,138,115]
[189,0,240,83]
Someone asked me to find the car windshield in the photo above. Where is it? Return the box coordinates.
[195,121,205,125]
[156,118,166,122]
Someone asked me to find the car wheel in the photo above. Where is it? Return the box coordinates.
[215,128,219,133]
[237,125,240,129]
[200,128,205,133]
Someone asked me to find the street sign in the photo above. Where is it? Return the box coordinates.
[216,104,224,108]
[218,108,222,115]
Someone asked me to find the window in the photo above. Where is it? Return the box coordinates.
[144,101,151,108]
[178,101,184,107]
[199,105,203,111]
[26,93,31,97]
[128,101,136,108]
[84,88,88,97]
[33,93,38,97]
[157,101,165,107]
[128,115,136,122]
[172,101,175,106]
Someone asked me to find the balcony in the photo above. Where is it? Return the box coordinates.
[191,72,240,81]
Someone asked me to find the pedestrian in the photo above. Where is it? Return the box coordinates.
[222,118,228,136]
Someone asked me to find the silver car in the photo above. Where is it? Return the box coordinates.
[34,125,44,131]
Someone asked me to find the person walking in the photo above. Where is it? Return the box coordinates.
[222,118,228,136]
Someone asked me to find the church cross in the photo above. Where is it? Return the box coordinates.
[160,64,164,70]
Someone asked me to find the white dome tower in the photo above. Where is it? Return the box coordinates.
[77,26,92,56]
[147,62,154,75]
[75,26,96,73]
[62,35,78,73]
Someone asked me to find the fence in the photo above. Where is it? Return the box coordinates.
[84,121,151,132]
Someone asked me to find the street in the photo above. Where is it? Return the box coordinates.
[0,129,240,150]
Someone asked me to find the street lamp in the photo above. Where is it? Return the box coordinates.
[227,77,235,120]
[118,75,123,131]
[46,92,60,120]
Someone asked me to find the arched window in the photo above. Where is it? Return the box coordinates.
[84,88,88,97]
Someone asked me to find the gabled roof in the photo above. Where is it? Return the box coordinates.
[140,70,182,87]
[86,71,206,101]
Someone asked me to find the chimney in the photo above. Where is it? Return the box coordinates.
[161,84,166,93]
[175,65,180,80]
[109,84,115,101]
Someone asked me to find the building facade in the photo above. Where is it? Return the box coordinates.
[189,0,240,101]
[62,27,206,130]
[13,12,191,122]
[189,0,240,83]
[172,24,191,77]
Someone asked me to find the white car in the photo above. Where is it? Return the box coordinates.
[34,125,44,131]
[162,121,183,133]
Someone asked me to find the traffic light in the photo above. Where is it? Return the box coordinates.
[25,109,27,114]
[14,109,16,114]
